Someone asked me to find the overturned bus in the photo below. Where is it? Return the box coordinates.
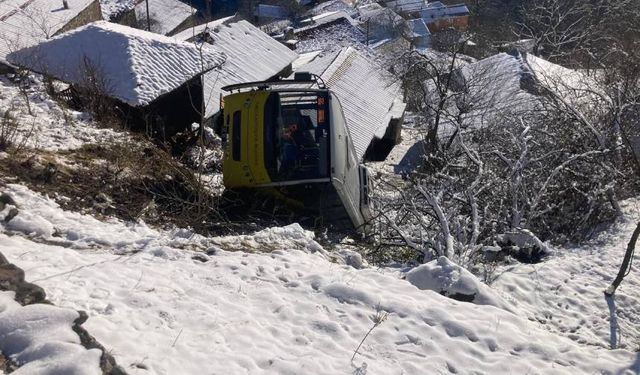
[220,73,373,230]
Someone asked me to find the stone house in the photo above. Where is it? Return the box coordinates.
[8,21,225,141]
[0,0,102,72]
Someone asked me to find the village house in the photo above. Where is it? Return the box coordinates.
[357,4,407,45]
[407,18,431,48]
[420,1,469,33]
[292,47,406,161]
[134,0,198,35]
[173,16,298,122]
[8,21,225,141]
[294,10,366,53]
[0,0,102,72]
[383,0,469,33]
[103,0,198,36]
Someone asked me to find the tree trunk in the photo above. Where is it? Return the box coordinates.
[605,221,640,296]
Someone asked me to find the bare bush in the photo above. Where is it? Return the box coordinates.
[374,43,637,265]
[0,110,19,151]
[76,56,117,124]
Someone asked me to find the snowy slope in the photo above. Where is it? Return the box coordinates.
[0,75,128,151]
[1,184,639,374]
[493,199,640,351]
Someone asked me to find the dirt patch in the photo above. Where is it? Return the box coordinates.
[0,139,232,235]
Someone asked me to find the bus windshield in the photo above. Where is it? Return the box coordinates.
[264,91,330,182]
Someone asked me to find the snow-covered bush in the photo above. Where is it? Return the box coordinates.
[374,39,639,266]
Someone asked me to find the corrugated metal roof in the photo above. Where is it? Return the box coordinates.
[294,47,406,161]
[0,0,98,65]
[385,0,428,13]
[420,2,469,19]
[408,18,430,37]
[8,21,225,106]
[174,17,298,118]
[134,0,194,35]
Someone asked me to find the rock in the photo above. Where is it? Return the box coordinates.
[192,254,209,263]
[0,252,9,265]
[0,193,16,211]
[15,281,46,305]
[3,207,18,222]
[0,351,18,373]
[0,263,26,289]
[0,262,47,305]
[72,310,127,375]
[406,256,515,313]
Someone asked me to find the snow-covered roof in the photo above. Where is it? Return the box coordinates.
[295,10,358,34]
[8,21,225,106]
[357,4,406,43]
[134,0,194,35]
[174,17,298,118]
[451,51,597,134]
[306,0,358,17]
[408,18,430,38]
[99,0,134,20]
[385,0,429,13]
[0,0,99,65]
[294,13,366,54]
[294,47,406,161]
[420,2,469,20]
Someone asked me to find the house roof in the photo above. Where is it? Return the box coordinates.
[99,0,135,20]
[134,0,194,35]
[408,18,430,38]
[0,0,98,65]
[452,52,596,134]
[174,16,298,118]
[294,12,366,54]
[293,47,406,161]
[385,0,429,13]
[420,2,469,20]
[8,21,225,106]
[357,4,406,43]
[295,10,359,34]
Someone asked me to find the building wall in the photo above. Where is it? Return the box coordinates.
[56,0,104,36]
[167,15,201,36]
[426,15,468,33]
[111,8,138,27]
[115,75,204,143]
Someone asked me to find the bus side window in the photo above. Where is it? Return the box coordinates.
[232,111,241,161]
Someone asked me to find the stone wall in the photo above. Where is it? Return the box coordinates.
[56,0,104,36]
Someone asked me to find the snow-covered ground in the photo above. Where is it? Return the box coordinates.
[1,30,639,375]
[0,291,102,374]
[0,75,127,151]
[1,183,639,374]
[492,199,640,351]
